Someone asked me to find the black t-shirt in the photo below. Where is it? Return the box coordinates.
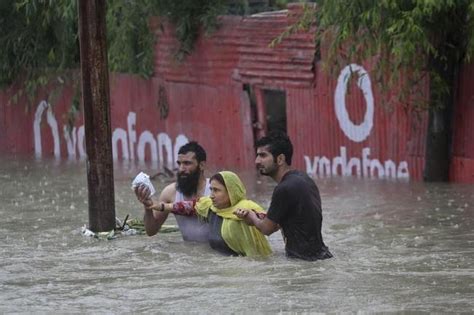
[267,170,332,261]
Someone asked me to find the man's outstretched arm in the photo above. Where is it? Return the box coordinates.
[234,208,279,236]
[136,183,173,236]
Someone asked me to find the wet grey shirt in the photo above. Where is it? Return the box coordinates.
[174,179,211,242]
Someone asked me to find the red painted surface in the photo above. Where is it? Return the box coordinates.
[451,63,474,182]
[0,4,473,182]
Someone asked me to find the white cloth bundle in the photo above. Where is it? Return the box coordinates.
[131,172,156,196]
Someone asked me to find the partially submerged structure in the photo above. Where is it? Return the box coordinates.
[1,4,473,182]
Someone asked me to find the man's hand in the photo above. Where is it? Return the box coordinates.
[234,208,279,236]
[135,184,151,204]
[234,208,257,226]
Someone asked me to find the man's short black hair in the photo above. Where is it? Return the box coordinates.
[255,131,293,165]
[178,141,207,163]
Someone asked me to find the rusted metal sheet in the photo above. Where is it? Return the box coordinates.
[152,16,241,86]
[287,65,427,181]
[235,9,314,88]
[451,63,474,182]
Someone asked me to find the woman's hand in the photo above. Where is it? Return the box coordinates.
[234,208,249,218]
[144,201,172,212]
[234,208,257,226]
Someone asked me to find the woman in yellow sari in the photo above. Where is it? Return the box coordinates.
[195,171,272,257]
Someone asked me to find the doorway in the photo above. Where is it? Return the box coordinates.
[243,85,287,142]
[262,89,287,134]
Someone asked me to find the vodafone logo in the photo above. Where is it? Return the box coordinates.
[304,63,409,179]
[33,100,188,168]
[334,64,374,142]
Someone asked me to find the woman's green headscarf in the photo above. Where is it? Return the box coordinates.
[195,171,272,257]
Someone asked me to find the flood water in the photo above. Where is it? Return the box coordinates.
[0,156,473,313]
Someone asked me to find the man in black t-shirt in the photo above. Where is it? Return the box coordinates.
[234,132,332,261]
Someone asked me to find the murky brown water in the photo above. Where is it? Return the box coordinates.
[0,156,473,313]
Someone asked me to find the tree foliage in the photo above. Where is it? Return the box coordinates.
[156,0,227,60]
[106,1,158,77]
[0,1,160,90]
[0,1,77,90]
[278,0,474,181]
[0,0,235,96]
[0,0,294,94]
[282,1,474,110]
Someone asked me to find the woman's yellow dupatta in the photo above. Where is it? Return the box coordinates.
[195,171,272,257]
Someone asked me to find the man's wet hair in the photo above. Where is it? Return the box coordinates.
[178,141,207,162]
[255,131,293,165]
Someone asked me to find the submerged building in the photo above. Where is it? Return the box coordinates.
[1,4,473,182]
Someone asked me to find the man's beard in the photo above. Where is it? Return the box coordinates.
[176,167,201,197]
[258,163,277,177]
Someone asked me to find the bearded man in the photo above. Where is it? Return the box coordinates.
[135,141,210,242]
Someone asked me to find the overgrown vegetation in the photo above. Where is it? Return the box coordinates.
[155,0,227,60]
[278,1,474,109]
[1,1,76,98]
[0,1,157,92]
[0,0,291,96]
[278,1,474,181]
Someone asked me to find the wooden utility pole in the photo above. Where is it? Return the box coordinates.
[78,0,116,232]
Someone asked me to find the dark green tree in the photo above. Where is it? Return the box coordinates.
[0,0,230,102]
[155,0,227,60]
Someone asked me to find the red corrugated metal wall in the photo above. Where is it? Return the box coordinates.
[286,64,428,180]
[451,63,474,182]
[1,4,473,181]
[150,14,255,169]
[0,84,77,157]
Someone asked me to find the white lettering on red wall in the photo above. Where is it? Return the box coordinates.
[304,64,410,179]
[33,102,187,169]
[34,100,61,159]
